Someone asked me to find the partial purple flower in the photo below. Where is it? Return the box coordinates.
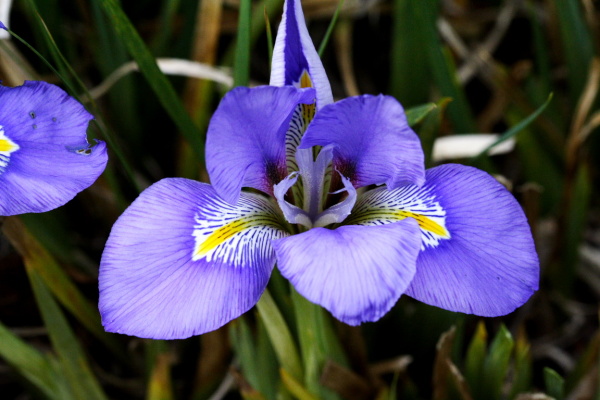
[0,81,107,215]
[99,0,539,339]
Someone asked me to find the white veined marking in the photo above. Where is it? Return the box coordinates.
[0,125,20,175]
[192,194,288,267]
[348,185,450,250]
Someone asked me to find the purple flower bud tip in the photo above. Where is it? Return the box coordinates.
[0,21,7,31]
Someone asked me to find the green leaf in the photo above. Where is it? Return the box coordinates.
[413,0,475,132]
[317,0,345,57]
[417,98,451,167]
[291,290,347,400]
[473,93,554,160]
[2,217,127,363]
[234,0,252,87]
[464,321,487,397]
[390,0,430,106]
[280,368,319,400]
[256,290,304,382]
[551,0,595,100]
[543,367,565,400]
[481,325,514,400]
[406,103,438,127]
[146,352,174,400]
[96,0,204,160]
[0,321,63,399]
[27,270,108,400]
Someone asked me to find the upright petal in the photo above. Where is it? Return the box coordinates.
[349,164,539,316]
[99,178,289,339]
[270,0,333,109]
[0,81,107,215]
[206,86,315,204]
[273,220,421,325]
[299,95,425,190]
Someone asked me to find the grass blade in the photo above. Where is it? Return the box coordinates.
[96,0,204,160]
[234,0,252,87]
[27,270,108,400]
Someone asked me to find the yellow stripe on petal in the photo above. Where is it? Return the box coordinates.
[347,185,451,249]
[192,202,287,265]
[394,211,450,238]
[0,139,18,152]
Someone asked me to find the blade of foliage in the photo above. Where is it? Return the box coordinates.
[27,270,108,400]
[256,290,303,382]
[96,0,204,160]
[473,93,553,159]
[230,317,278,400]
[418,98,451,167]
[543,367,565,400]
[464,321,487,397]
[234,0,252,87]
[413,0,475,132]
[146,353,174,400]
[0,321,64,399]
[2,218,126,362]
[406,103,437,127]
[390,0,430,106]
[265,7,274,66]
[317,0,344,57]
[509,330,532,398]
[291,290,347,400]
[551,0,595,100]
[481,325,513,400]
[280,368,319,400]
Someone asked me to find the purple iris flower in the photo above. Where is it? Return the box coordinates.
[0,81,107,215]
[99,0,539,339]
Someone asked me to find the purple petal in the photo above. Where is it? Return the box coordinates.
[206,85,315,204]
[299,95,425,189]
[0,21,7,31]
[0,81,107,215]
[99,178,289,339]
[273,220,421,325]
[273,171,312,227]
[270,0,333,109]
[404,164,539,316]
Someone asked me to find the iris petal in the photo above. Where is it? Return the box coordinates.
[273,220,421,325]
[206,85,315,204]
[99,178,289,339]
[299,95,425,190]
[405,164,539,316]
[349,164,539,316]
[0,81,107,215]
[270,0,333,109]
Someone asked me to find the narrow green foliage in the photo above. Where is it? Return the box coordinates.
[280,368,319,400]
[509,331,532,398]
[0,321,63,399]
[234,0,252,87]
[406,103,438,127]
[551,0,595,101]
[265,7,274,66]
[464,321,487,397]
[317,0,345,57]
[473,93,553,160]
[390,0,430,105]
[544,367,565,400]
[481,325,514,400]
[256,290,304,382]
[413,0,475,132]
[97,0,204,160]
[1,218,127,362]
[291,289,347,400]
[417,98,451,167]
[27,271,108,400]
